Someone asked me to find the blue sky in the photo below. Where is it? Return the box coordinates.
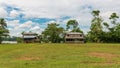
[0,0,120,36]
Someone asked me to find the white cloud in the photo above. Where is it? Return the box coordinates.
[0,7,7,18]
[0,0,87,18]
[7,20,43,36]
[1,0,120,19]
[30,26,43,34]
[1,0,120,36]
[19,21,33,28]
[6,20,20,27]
[9,10,20,18]
[30,26,40,31]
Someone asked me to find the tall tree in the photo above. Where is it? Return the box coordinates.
[109,13,119,25]
[102,13,120,43]
[66,20,83,33]
[42,23,64,43]
[0,18,9,43]
[88,10,103,42]
[109,13,120,42]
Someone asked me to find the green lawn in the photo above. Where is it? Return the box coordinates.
[0,43,120,68]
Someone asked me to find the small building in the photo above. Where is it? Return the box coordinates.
[65,32,84,43]
[22,32,39,43]
[2,36,18,44]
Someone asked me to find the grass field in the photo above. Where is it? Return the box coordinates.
[0,43,120,68]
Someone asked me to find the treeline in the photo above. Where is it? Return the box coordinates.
[41,10,120,43]
[0,10,120,43]
[87,10,120,43]
[41,20,83,43]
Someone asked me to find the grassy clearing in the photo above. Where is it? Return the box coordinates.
[0,43,120,68]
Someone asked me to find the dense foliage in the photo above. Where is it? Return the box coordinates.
[41,11,120,43]
[102,13,120,43]
[87,10,120,43]
[87,10,103,42]
[66,20,83,33]
[42,23,64,43]
[0,18,9,43]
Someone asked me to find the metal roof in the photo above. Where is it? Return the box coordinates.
[22,32,37,35]
[66,32,83,34]
[23,36,36,38]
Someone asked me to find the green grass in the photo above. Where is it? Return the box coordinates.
[0,43,120,68]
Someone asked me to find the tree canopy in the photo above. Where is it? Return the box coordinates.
[0,18,9,43]
[102,13,120,42]
[88,10,103,42]
[42,23,64,43]
[66,20,83,33]
[87,10,120,43]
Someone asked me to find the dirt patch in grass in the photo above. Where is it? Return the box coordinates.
[87,52,119,65]
[88,52,117,59]
[17,56,43,60]
[81,61,115,65]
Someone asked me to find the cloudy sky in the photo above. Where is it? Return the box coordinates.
[0,0,120,36]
